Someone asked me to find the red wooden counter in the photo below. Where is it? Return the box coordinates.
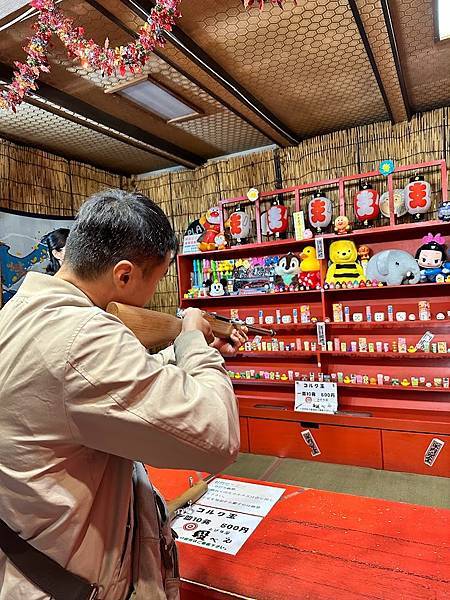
[146,467,450,600]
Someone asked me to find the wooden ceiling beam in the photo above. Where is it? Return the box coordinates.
[0,62,204,168]
[349,0,411,123]
[116,0,300,146]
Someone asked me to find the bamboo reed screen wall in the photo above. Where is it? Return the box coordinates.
[137,107,450,315]
[1,108,449,315]
[0,138,123,216]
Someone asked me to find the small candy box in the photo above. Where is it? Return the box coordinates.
[438,341,447,354]
[398,337,407,353]
[418,300,431,321]
[333,303,344,322]
[358,337,368,352]
[301,305,311,323]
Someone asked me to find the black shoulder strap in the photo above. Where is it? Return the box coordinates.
[0,518,99,600]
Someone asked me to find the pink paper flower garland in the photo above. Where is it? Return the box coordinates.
[0,0,182,112]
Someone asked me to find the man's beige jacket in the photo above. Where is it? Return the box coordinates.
[0,273,240,599]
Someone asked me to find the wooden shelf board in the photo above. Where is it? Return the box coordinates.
[327,320,450,329]
[231,379,449,393]
[233,351,449,360]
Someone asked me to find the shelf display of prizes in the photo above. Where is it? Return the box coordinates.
[227,206,251,245]
[308,190,332,234]
[354,181,380,227]
[404,175,432,220]
[261,200,289,238]
[379,189,407,219]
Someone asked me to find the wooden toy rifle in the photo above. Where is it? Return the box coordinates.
[106,302,275,349]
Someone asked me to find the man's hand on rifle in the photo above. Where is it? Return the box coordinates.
[182,307,215,343]
[210,327,248,357]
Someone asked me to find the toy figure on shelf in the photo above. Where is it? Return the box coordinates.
[354,181,379,227]
[415,233,450,283]
[404,175,432,220]
[261,200,289,238]
[226,205,251,244]
[308,190,332,234]
[438,200,450,222]
[274,253,300,290]
[366,249,421,285]
[299,246,322,289]
[334,215,351,235]
[325,240,366,285]
[357,244,372,275]
[205,278,228,297]
[197,206,221,251]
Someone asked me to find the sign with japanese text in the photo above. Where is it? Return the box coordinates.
[295,380,338,414]
[172,479,285,555]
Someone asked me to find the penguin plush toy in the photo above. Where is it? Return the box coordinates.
[274,253,300,291]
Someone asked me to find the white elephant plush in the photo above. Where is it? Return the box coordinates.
[366,250,421,285]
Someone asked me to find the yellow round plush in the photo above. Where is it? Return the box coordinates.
[326,240,366,284]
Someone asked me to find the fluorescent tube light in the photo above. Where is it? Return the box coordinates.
[437,0,450,40]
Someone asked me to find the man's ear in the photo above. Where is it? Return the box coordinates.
[113,261,134,287]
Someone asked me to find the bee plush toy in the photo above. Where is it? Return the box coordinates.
[274,253,300,291]
[325,240,366,285]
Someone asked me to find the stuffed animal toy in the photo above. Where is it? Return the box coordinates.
[325,240,366,285]
[415,233,450,282]
[366,250,421,285]
[357,245,372,275]
[274,253,300,289]
[299,246,321,288]
[198,206,221,251]
[206,278,228,297]
[334,215,351,235]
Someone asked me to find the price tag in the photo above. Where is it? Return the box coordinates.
[316,321,326,350]
[182,234,201,254]
[293,211,305,240]
[315,237,325,260]
[295,381,338,414]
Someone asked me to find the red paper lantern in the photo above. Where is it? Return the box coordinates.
[228,208,251,243]
[308,191,332,233]
[261,201,289,236]
[404,175,432,219]
[354,182,380,224]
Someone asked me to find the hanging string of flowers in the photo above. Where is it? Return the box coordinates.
[0,0,182,112]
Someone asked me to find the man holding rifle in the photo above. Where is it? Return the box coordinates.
[0,189,245,600]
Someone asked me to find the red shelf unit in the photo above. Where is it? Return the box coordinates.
[177,161,450,477]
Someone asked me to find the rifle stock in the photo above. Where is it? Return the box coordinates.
[106,302,236,348]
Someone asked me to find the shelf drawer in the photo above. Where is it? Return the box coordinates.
[239,417,249,453]
[248,418,382,468]
[383,431,450,477]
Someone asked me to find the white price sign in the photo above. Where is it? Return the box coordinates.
[182,234,201,254]
[295,380,338,414]
[315,236,325,260]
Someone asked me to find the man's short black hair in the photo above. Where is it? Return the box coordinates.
[65,189,178,279]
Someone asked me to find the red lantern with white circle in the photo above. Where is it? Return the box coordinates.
[308,191,332,233]
[354,182,380,225]
[261,201,289,237]
[228,207,251,244]
[404,175,432,220]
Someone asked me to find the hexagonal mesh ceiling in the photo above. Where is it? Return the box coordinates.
[0,101,175,174]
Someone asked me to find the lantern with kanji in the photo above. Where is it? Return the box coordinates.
[404,175,432,220]
[308,191,332,234]
[261,200,289,238]
[227,206,251,244]
[354,181,380,226]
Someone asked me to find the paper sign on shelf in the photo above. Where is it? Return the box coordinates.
[315,236,325,260]
[316,321,327,350]
[415,331,435,351]
[295,380,338,414]
[293,211,306,240]
[182,234,201,254]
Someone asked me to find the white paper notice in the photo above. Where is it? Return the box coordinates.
[197,478,285,517]
[173,505,262,555]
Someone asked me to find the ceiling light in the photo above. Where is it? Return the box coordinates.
[116,78,200,123]
[437,0,450,40]
[0,0,30,20]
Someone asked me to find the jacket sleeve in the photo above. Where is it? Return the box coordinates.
[64,312,240,473]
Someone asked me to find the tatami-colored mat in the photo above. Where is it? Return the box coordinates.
[223,454,450,509]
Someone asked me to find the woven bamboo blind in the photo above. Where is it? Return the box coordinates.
[0,138,122,216]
